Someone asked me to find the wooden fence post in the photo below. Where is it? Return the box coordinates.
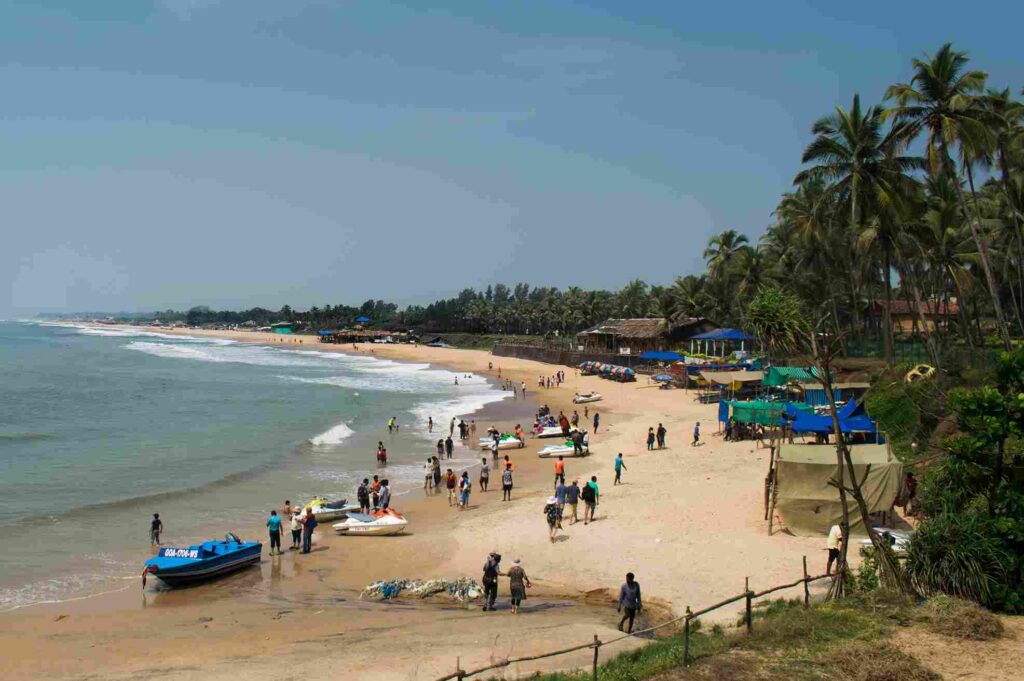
[456,656,464,680]
[744,577,753,634]
[683,607,692,666]
[592,634,600,681]
[802,556,810,608]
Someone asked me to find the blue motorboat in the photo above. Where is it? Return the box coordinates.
[143,533,262,587]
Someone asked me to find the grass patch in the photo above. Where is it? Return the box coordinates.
[517,594,947,681]
[914,595,1004,640]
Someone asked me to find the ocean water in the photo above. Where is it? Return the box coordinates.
[0,321,506,610]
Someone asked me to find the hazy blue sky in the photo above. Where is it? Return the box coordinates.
[3,1,1022,315]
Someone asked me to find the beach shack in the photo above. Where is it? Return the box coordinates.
[578,317,714,356]
[688,328,753,357]
[770,442,903,536]
[271,322,297,334]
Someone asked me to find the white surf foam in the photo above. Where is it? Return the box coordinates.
[309,422,355,446]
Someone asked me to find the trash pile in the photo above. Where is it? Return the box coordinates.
[361,578,483,603]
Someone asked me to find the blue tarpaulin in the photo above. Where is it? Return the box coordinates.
[355,316,370,323]
[689,328,753,341]
[638,350,686,361]
[785,401,878,434]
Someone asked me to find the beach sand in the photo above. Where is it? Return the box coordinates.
[0,329,831,679]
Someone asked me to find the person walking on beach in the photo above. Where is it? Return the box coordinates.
[501,464,514,501]
[656,423,667,449]
[436,439,445,459]
[544,496,560,542]
[266,510,282,556]
[617,572,642,633]
[521,381,526,399]
[826,524,843,575]
[428,416,433,433]
[566,479,581,524]
[491,437,499,463]
[379,479,391,510]
[301,509,317,554]
[614,453,626,484]
[357,478,370,514]
[554,479,566,525]
[432,457,442,492]
[554,455,566,487]
[646,427,655,451]
[582,475,599,525]
[445,435,454,459]
[479,458,490,492]
[371,475,381,511]
[482,552,501,611]
[445,469,458,506]
[593,411,600,433]
[570,410,579,428]
[150,513,163,546]
[470,420,477,438]
[507,559,531,614]
[459,472,472,510]
[290,511,302,550]
[424,458,434,490]
[692,421,701,447]
[459,419,467,441]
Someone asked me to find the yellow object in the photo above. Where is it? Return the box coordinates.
[904,364,936,383]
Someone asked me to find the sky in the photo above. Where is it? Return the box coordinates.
[3,0,1022,316]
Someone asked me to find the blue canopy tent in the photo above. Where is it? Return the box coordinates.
[784,401,879,436]
[689,328,754,356]
[354,316,370,324]
[638,350,686,362]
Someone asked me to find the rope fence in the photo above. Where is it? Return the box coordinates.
[435,556,835,680]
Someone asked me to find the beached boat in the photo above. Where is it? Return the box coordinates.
[332,508,408,536]
[535,426,569,439]
[478,434,524,450]
[572,392,602,404]
[143,534,261,587]
[537,438,590,458]
[304,497,360,522]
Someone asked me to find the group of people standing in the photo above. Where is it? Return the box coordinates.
[267,499,331,556]
[539,370,567,390]
[645,423,668,450]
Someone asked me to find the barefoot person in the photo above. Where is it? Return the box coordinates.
[266,510,282,556]
[617,572,642,633]
[582,475,599,525]
[692,421,701,447]
[501,463,514,501]
[544,496,560,542]
[482,552,501,611]
[150,513,163,546]
[479,458,490,492]
[614,452,627,485]
[826,524,843,574]
[566,479,581,524]
[507,559,532,614]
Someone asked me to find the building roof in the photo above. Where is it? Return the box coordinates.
[700,370,765,385]
[579,317,706,339]
[763,366,816,387]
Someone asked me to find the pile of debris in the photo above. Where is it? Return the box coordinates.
[361,578,483,603]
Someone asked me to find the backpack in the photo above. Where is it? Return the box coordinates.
[581,484,595,503]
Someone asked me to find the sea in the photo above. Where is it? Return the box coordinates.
[0,320,508,611]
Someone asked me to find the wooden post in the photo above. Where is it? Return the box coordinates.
[744,577,753,634]
[683,607,692,666]
[456,656,464,680]
[592,634,600,680]
[802,555,811,608]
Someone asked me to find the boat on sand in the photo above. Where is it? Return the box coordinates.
[304,497,360,522]
[143,534,261,587]
[478,434,524,450]
[572,392,602,404]
[538,438,590,458]
[333,508,408,536]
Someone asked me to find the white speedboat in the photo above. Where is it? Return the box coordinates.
[535,426,569,439]
[478,435,524,450]
[572,392,602,404]
[538,439,590,458]
[304,497,360,522]
[333,509,408,536]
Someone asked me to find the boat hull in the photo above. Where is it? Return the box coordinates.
[478,438,523,450]
[144,541,262,587]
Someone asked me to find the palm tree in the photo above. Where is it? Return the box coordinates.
[616,279,651,318]
[796,93,923,363]
[885,43,1011,349]
[703,229,749,276]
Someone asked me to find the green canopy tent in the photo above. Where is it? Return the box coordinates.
[721,400,812,426]
[762,366,815,387]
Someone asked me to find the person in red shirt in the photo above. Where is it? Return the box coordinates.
[554,456,566,487]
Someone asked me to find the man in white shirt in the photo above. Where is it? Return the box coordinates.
[826,524,843,574]
[424,459,434,489]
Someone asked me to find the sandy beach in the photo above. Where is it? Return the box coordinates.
[0,329,829,679]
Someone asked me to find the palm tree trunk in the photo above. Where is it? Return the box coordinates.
[882,245,895,364]
[957,160,1012,349]
[948,268,975,351]
[997,145,1024,335]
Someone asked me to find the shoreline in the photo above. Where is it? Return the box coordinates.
[1,323,832,679]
